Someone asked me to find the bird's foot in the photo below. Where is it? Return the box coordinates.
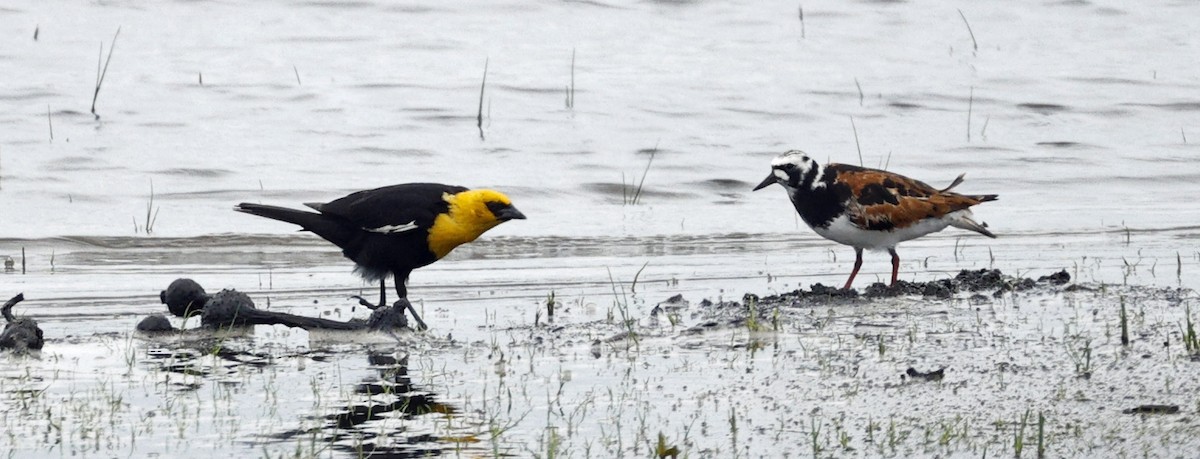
[397,299,429,331]
[363,299,428,331]
[351,295,383,310]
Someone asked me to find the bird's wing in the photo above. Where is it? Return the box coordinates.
[827,165,986,231]
[311,183,468,233]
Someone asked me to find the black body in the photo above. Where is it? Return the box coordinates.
[236,183,466,298]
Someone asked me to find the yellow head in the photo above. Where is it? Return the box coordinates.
[427,189,525,259]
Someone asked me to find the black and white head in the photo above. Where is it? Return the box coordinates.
[752,150,822,192]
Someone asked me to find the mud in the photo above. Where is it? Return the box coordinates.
[746,268,1071,306]
[0,294,43,352]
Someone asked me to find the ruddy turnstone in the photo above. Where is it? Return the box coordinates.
[753,150,997,289]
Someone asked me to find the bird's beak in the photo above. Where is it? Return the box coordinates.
[752,174,778,191]
[496,206,527,221]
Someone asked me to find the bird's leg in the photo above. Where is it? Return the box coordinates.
[843,248,864,290]
[889,248,900,286]
[351,279,387,310]
[393,273,428,331]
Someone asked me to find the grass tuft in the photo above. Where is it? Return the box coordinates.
[134,179,161,235]
[1182,305,1199,354]
[1014,409,1030,457]
[655,432,680,458]
[1036,411,1046,458]
[91,27,121,120]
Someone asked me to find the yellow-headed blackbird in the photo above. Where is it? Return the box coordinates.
[235,183,525,329]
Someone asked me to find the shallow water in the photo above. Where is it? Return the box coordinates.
[2,0,1200,457]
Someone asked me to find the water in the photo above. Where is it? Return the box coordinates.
[2,0,1200,457]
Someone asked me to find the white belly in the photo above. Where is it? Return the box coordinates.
[812,214,951,250]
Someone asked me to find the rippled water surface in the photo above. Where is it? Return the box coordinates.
[2,0,1200,457]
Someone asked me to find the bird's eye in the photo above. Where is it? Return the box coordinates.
[783,163,796,171]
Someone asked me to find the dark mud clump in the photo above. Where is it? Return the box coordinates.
[904,367,945,382]
[1038,270,1071,285]
[1122,405,1180,415]
[136,314,175,333]
[757,269,1070,307]
[160,278,209,318]
[1,293,44,352]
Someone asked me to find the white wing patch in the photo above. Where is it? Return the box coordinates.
[365,221,419,234]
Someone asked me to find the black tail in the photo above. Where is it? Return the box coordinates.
[234,203,359,249]
[235,203,325,227]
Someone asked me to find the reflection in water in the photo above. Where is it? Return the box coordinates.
[271,353,469,458]
[141,341,480,457]
[142,335,272,392]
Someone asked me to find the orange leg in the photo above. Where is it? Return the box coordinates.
[889,248,900,286]
[843,248,864,290]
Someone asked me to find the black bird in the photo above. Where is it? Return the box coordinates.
[235,183,526,329]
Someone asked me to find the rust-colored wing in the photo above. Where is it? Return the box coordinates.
[827,164,996,232]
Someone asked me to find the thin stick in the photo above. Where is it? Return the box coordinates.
[1,294,24,323]
[91,27,121,120]
[477,58,488,140]
[850,116,863,167]
[293,65,301,85]
[21,247,26,274]
[956,9,977,52]
[33,26,39,41]
[854,78,864,106]
[981,115,990,141]
[568,48,576,108]
[798,5,805,38]
[632,142,659,205]
[621,171,628,204]
[47,105,53,141]
[966,86,973,142]
[199,72,203,86]
[630,261,650,293]
[883,150,892,170]
[1183,128,1188,144]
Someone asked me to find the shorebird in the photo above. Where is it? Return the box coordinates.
[753,150,997,289]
